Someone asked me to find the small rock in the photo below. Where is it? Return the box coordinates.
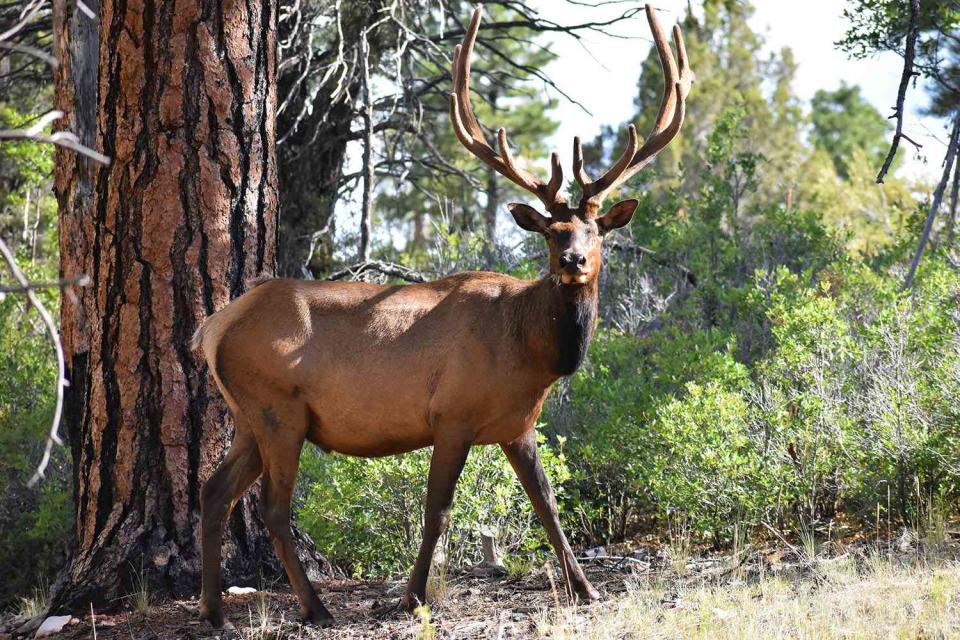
[226,586,257,595]
[34,615,72,638]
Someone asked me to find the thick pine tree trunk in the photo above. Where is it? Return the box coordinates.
[51,0,328,611]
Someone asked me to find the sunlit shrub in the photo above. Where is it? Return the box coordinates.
[295,432,569,578]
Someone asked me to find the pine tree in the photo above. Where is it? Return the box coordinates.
[376,3,559,255]
[591,0,804,211]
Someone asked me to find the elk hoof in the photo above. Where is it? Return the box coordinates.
[574,583,601,603]
[400,593,426,613]
[198,603,227,629]
[300,604,334,627]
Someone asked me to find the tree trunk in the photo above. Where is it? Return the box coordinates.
[51,0,328,611]
[275,82,353,278]
[483,86,500,245]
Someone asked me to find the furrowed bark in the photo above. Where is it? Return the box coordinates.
[51,0,329,611]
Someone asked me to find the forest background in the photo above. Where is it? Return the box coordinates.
[1,0,959,620]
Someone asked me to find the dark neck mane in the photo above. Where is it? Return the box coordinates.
[516,276,599,378]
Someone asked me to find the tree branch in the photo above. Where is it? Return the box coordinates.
[876,0,920,184]
[324,260,427,283]
[903,111,960,290]
[0,273,88,294]
[0,236,79,486]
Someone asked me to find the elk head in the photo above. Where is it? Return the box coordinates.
[449,5,694,286]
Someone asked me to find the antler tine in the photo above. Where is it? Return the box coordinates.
[452,11,485,144]
[579,5,694,209]
[646,5,680,139]
[547,152,563,196]
[579,125,639,206]
[449,6,566,212]
[573,136,591,191]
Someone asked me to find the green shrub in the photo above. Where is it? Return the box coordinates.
[647,380,773,545]
[295,432,569,578]
[0,256,71,607]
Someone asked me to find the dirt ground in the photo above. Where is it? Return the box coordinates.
[9,561,621,639]
[6,538,959,639]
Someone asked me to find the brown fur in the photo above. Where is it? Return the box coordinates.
[198,3,692,626]
[195,230,611,627]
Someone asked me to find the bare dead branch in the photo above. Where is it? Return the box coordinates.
[903,111,960,290]
[0,273,88,294]
[0,236,74,486]
[0,110,111,165]
[606,239,697,286]
[325,260,427,283]
[947,142,960,248]
[0,38,56,66]
[359,28,374,262]
[877,0,920,184]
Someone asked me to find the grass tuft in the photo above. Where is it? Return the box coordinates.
[537,551,960,639]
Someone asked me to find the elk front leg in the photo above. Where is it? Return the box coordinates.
[501,430,599,602]
[402,435,472,611]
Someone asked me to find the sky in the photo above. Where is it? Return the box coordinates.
[537,0,948,184]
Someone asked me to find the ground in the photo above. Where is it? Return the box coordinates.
[4,538,960,639]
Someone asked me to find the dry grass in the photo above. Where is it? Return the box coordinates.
[32,543,960,639]
[16,579,49,619]
[537,553,960,639]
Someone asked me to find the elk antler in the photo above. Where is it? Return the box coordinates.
[449,7,567,214]
[574,5,694,213]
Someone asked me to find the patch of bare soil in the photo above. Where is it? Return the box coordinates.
[7,536,956,639]
[13,562,625,640]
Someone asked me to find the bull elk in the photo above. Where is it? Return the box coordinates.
[195,5,692,628]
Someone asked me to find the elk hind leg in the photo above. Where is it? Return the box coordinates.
[199,428,263,628]
[258,403,333,626]
[402,434,472,611]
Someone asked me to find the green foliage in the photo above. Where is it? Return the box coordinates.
[296,432,569,578]
[0,253,71,607]
[810,83,891,178]
[546,103,959,548]
[0,98,70,608]
[837,0,959,117]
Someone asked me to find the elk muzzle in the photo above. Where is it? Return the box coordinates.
[558,252,589,284]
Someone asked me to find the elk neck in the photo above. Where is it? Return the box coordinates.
[513,274,599,379]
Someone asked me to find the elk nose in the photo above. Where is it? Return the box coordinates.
[558,252,587,273]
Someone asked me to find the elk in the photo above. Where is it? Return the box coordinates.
[195,5,692,628]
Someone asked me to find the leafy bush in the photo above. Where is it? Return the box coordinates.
[295,432,569,578]
[0,255,71,607]
[546,106,960,550]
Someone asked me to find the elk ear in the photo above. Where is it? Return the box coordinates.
[508,203,550,233]
[597,199,638,233]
